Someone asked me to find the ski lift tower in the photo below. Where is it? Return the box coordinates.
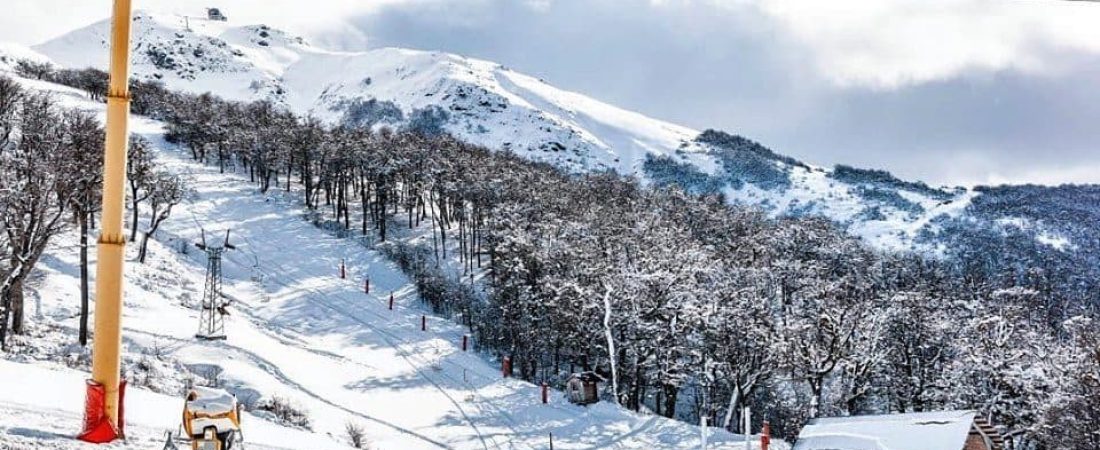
[195,230,235,340]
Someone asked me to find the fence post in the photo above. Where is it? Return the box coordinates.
[339,259,346,279]
[462,335,468,352]
[364,278,369,294]
[421,315,427,331]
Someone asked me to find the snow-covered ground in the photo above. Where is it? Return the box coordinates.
[0,360,350,450]
[0,71,777,449]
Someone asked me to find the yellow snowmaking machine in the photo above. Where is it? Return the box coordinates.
[182,387,244,450]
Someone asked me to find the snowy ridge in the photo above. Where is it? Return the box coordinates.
[33,10,1067,254]
[35,11,708,176]
[0,42,50,73]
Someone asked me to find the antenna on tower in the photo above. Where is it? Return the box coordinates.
[195,228,234,340]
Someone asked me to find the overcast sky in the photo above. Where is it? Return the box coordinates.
[3,0,1099,186]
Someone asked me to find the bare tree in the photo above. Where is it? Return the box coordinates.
[14,59,54,81]
[137,173,185,263]
[0,93,78,342]
[60,110,104,346]
[345,422,368,449]
[0,76,23,149]
[127,136,155,242]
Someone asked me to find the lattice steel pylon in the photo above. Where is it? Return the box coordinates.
[195,230,235,340]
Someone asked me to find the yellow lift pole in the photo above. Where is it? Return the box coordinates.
[88,0,133,434]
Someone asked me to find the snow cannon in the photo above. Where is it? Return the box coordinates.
[182,387,243,450]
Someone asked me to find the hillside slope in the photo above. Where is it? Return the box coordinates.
[0,71,772,450]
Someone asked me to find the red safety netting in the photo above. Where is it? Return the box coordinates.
[77,379,126,443]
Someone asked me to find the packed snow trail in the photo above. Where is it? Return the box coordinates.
[144,147,507,450]
[220,223,538,449]
[221,236,506,450]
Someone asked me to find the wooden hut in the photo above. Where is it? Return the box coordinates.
[207,8,228,21]
[566,372,603,405]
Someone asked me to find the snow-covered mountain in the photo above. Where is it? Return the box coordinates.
[35,11,709,175]
[25,10,1093,255]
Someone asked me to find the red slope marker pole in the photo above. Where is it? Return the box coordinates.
[761,420,771,450]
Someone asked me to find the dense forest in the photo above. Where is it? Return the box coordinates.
[4,63,1099,449]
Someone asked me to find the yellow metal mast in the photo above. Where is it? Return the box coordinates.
[88,0,133,435]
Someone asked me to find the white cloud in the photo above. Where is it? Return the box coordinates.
[7,0,1099,91]
[4,0,1099,184]
[748,0,1100,89]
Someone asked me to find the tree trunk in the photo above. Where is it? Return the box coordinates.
[0,289,10,350]
[138,231,152,264]
[809,377,824,418]
[662,383,679,419]
[9,277,25,335]
[79,211,90,346]
[130,195,140,242]
[723,387,741,430]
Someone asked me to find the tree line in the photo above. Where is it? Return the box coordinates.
[30,63,1100,449]
[0,70,183,350]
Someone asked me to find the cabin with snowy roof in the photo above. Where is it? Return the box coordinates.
[207,8,227,21]
[566,372,603,405]
[792,410,1005,450]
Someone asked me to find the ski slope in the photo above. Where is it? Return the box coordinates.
[0,70,776,449]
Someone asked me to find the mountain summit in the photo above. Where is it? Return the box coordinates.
[36,11,708,176]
